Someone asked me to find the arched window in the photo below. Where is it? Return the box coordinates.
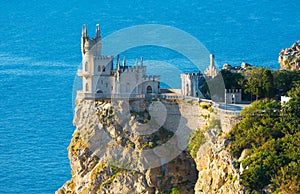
[146,86,152,93]
[102,66,106,72]
[85,82,89,92]
[85,62,88,72]
[97,65,101,72]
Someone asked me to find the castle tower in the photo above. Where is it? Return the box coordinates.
[181,73,205,98]
[77,24,160,100]
[78,24,114,98]
[204,54,218,79]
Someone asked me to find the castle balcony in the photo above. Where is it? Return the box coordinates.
[77,69,92,77]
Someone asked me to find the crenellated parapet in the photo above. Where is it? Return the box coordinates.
[143,75,160,82]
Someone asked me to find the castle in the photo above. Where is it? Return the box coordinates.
[77,24,160,99]
[77,24,232,102]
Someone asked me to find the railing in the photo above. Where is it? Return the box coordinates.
[77,91,146,99]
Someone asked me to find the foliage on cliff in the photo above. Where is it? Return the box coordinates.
[203,67,300,102]
[227,84,300,193]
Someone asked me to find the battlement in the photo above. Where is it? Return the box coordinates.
[143,75,160,81]
[123,66,146,73]
[94,56,114,61]
[225,89,242,93]
[181,72,203,78]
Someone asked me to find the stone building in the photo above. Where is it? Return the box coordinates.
[181,72,205,98]
[225,89,242,104]
[77,24,160,99]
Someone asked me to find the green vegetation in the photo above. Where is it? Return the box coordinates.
[199,102,211,109]
[203,67,300,101]
[188,128,205,159]
[227,83,300,192]
[170,187,180,194]
[207,117,221,131]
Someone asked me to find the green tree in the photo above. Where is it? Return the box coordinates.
[227,97,300,192]
[273,70,300,96]
[262,69,275,99]
[242,67,265,101]
[287,81,300,100]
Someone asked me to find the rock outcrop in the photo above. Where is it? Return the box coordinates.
[57,99,198,194]
[57,99,245,193]
[279,40,300,70]
[194,128,245,194]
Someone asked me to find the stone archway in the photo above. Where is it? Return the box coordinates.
[146,86,152,93]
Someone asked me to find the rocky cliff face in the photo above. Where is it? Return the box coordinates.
[279,40,300,70]
[57,99,245,193]
[57,99,198,194]
[194,128,245,194]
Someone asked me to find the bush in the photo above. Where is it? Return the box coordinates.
[188,129,205,159]
[227,99,300,192]
[170,187,180,194]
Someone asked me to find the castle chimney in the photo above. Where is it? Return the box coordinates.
[210,54,214,67]
[82,24,87,38]
[96,24,100,38]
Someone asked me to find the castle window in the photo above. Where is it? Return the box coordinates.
[98,65,101,72]
[102,66,106,72]
[146,86,152,93]
[85,82,89,92]
[106,83,108,88]
[85,62,88,72]
[101,80,103,85]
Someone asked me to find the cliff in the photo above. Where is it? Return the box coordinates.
[57,99,245,194]
[279,40,300,70]
[194,128,245,193]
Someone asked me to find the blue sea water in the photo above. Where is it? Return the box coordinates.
[0,0,300,193]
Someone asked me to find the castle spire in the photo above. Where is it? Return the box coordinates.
[135,58,139,69]
[82,24,87,38]
[140,57,143,66]
[122,56,126,70]
[96,24,100,38]
[117,54,121,71]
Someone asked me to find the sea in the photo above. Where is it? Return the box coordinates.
[0,0,299,193]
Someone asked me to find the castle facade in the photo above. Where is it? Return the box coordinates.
[77,24,160,99]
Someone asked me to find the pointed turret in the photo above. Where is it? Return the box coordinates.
[117,55,121,71]
[96,24,100,38]
[135,58,139,70]
[82,24,87,38]
[122,57,126,70]
[140,57,143,66]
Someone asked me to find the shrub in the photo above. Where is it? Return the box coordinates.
[188,129,205,159]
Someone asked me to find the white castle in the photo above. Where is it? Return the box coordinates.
[77,24,160,99]
[77,24,223,101]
